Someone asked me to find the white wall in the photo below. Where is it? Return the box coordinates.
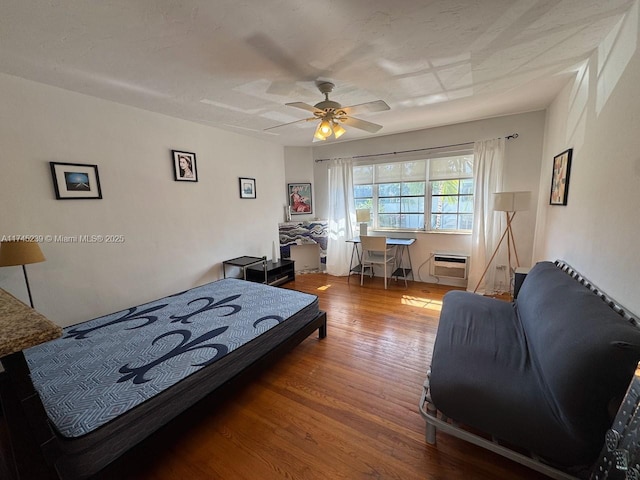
[534,1,640,315]
[0,73,285,327]
[309,111,546,286]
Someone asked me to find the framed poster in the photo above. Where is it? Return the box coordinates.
[239,177,256,199]
[550,148,572,205]
[172,150,198,182]
[50,162,102,200]
[288,183,312,214]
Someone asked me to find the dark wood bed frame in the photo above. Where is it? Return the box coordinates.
[0,288,326,480]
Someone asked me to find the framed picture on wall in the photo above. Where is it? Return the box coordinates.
[50,162,103,200]
[288,183,312,214]
[172,150,198,182]
[239,177,256,199]
[550,148,572,205]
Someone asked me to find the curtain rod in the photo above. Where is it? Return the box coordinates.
[313,133,519,163]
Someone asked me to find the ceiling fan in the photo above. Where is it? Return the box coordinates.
[265,82,390,141]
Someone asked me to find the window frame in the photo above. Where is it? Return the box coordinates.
[427,178,474,232]
[353,153,474,233]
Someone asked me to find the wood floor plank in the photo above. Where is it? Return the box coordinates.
[87,274,548,478]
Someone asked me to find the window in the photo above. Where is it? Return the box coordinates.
[353,154,474,232]
[428,156,474,231]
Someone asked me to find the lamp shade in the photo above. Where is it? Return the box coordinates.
[493,191,531,212]
[333,122,346,139]
[0,240,46,267]
[356,209,371,223]
[313,122,327,141]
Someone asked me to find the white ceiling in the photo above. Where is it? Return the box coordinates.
[0,0,634,146]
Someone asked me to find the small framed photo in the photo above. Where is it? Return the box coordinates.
[50,162,102,200]
[239,177,256,199]
[550,148,572,205]
[288,183,312,214]
[172,150,197,182]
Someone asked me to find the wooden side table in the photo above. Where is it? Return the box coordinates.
[246,259,295,286]
[0,288,62,480]
[222,255,266,281]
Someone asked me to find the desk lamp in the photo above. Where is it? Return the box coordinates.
[0,240,46,308]
[356,209,371,237]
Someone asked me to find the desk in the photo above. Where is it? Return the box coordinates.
[347,237,416,286]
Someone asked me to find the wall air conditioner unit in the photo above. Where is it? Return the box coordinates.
[430,254,468,279]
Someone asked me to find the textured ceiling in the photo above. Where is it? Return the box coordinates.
[0,0,634,146]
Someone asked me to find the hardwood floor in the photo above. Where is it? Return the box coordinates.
[0,274,548,479]
[91,273,547,480]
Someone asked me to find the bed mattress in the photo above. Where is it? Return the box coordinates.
[25,278,319,439]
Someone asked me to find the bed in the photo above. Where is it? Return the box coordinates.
[0,278,327,480]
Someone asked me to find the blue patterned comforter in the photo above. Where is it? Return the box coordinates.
[25,278,318,438]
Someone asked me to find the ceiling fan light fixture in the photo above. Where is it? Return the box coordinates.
[332,122,346,139]
[272,82,389,142]
[319,119,333,136]
[313,123,327,141]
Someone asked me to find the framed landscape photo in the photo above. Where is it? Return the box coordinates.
[550,148,572,205]
[50,162,102,200]
[239,177,256,199]
[172,150,198,182]
[288,183,312,214]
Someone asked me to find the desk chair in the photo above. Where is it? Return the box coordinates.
[360,236,396,289]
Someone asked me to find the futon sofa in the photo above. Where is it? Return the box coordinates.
[420,261,640,479]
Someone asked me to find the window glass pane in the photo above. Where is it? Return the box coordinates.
[353,165,373,184]
[401,214,424,229]
[431,214,459,230]
[355,199,372,210]
[379,197,400,213]
[431,196,444,214]
[378,183,401,197]
[401,197,424,213]
[459,195,473,213]
[431,180,459,195]
[460,178,474,194]
[431,196,459,213]
[354,184,372,198]
[401,181,425,195]
[441,196,459,213]
[379,214,400,229]
[458,214,473,230]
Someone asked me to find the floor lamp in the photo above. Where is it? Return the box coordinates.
[473,191,531,295]
[0,240,46,308]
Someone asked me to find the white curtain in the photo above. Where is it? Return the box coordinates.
[326,159,356,276]
[467,138,506,295]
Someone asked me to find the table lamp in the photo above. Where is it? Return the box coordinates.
[356,209,371,237]
[0,240,46,308]
[473,191,531,295]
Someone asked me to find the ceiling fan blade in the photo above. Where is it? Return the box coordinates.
[286,102,324,114]
[341,100,390,116]
[246,34,314,80]
[341,116,384,133]
[264,117,315,131]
